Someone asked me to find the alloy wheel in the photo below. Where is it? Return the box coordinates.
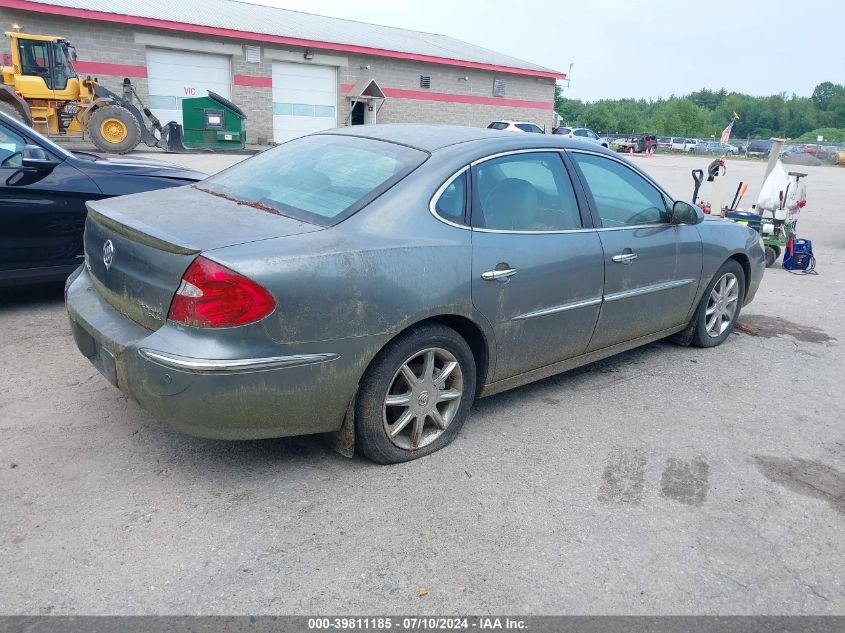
[382,347,464,450]
[705,272,740,337]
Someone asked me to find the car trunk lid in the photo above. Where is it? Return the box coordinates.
[83,186,323,330]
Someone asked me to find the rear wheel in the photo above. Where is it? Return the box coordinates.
[355,324,476,464]
[691,260,746,348]
[89,105,141,154]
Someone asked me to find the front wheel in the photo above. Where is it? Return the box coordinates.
[355,324,476,464]
[691,260,746,348]
[88,105,142,154]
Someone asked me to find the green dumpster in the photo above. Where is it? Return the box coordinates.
[180,91,247,150]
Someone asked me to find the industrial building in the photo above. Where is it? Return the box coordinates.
[0,0,563,143]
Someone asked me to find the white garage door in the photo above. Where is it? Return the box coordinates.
[272,61,337,143]
[146,48,231,127]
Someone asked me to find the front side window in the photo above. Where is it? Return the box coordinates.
[0,122,26,168]
[571,152,668,227]
[573,129,589,137]
[199,134,427,226]
[515,123,542,133]
[434,170,467,223]
[473,152,581,231]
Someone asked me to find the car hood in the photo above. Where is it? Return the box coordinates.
[70,151,206,180]
[87,185,324,253]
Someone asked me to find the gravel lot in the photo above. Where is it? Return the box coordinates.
[1,148,843,615]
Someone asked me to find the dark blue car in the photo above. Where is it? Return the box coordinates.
[0,111,205,285]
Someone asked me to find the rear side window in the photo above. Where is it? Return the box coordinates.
[573,129,589,137]
[474,152,581,231]
[488,122,509,130]
[571,152,668,227]
[199,134,427,226]
[434,171,467,223]
[515,123,542,133]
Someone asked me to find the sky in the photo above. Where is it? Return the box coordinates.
[249,0,843,102]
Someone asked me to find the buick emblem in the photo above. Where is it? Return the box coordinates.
[102,240,115,270]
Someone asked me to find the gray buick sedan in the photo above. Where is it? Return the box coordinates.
[66,125,765,463]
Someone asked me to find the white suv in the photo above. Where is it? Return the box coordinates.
[487,120,545,134]
[553,126,610,148]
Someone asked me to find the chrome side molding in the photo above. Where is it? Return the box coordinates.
[138,349,340,374]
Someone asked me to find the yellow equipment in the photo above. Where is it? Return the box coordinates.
[1,31,172,153]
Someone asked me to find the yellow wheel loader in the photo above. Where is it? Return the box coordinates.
[0,31,182,153]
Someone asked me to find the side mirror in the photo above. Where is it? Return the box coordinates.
[671,200,704,225]
[21,144,58,170]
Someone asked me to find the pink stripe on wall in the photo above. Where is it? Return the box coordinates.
[74,61,147,78]
[3,0,565,80]
[340,83,552,110]
[234,75,272,88]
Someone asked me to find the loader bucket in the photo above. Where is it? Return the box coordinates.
[160,122,190,153]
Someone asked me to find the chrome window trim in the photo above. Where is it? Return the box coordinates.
[470,148,586,234]
[603,278,696,303]
[139,349,340,374]
[473,226,596,235]
[513,296,603,321]
[429,147,682,234]
[469,147,561,167]
[428,165,471,230]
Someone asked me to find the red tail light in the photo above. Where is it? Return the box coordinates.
[167,256,276,328]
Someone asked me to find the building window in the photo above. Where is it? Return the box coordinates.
[492,77,506,98]
[419,75,431,89]
[244,46,261,64]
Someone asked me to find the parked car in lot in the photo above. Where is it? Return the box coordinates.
[802,144,840,160]
[487,120,544,133]
[703,141,738,155]
[66,125,765,463]
[670,137,696,152]
[552,126,610,148]
[657,136,672,150]
[747,140,773,157]
[0,111,205,286]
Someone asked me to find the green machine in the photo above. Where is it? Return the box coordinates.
[180,91,247,150]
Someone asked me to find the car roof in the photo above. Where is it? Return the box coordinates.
[321,123,616,154]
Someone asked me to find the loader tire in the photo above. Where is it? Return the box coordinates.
[0,101,27,124]
[89,105,141,154]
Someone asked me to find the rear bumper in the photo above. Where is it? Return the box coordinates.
[65,267,360,440]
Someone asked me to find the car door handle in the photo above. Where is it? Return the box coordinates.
[481,268,517,280]
[612,252,638,263]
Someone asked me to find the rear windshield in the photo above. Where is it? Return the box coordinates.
[198,134,427,226]
[553,127,571,135]
[488,122,509,130]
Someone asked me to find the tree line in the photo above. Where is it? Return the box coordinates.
[555,82,845,143]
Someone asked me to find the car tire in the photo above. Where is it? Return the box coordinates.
[764,245,779,268]
[88,105,142,154]
[355,323,476,464]
[690,260,746,348]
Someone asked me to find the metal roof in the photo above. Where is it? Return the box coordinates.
[16,0,564,77]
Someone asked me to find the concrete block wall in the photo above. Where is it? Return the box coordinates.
[0,8,556,143]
